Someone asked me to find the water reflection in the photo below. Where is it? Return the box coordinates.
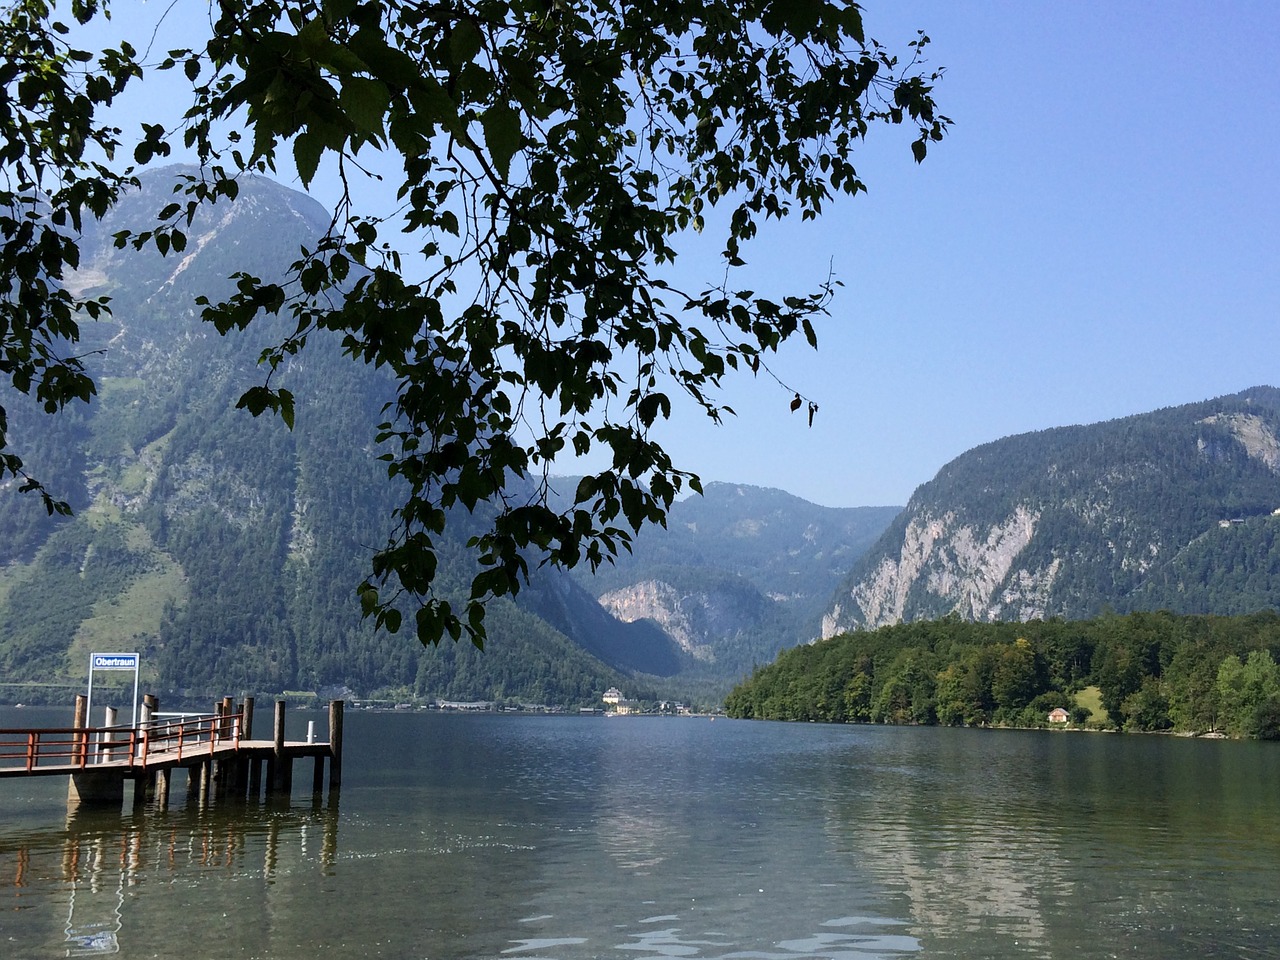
[497,913,919,960]
[443,717,920,960]
[817,727,1280,958]
[8,714,1275,960]
[0,799,339,957]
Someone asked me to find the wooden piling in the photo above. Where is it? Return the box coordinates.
[235,697,255,797]
[328,699,344,791]
[132,775,148,811]
[271,700,287,794]
[248,755,263,800]
[156,768,170,811]
[71,695,87,766]
[138,695,158,793]
[221,696,235,740]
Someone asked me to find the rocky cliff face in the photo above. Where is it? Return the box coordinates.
[824,505,1048,634]
[562,482,900,679]
[597,576,769,664]
[824,387,1280,635]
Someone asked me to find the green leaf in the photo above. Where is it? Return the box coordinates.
[449,19,483,66]
[481,103,522,180]
[237,385,273,417]
[340,76,391,137]
[294,133,324,186]
[277,388,295,430]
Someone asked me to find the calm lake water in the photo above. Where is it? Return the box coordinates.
[1,708,1278,959]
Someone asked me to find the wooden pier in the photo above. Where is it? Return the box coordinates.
[0,696,343,810]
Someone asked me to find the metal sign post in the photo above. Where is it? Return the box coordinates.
[85,653,141,729]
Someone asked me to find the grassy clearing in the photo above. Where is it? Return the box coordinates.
[1074,685,1109,725]
[98,377,144,397]
[67,528,187,682]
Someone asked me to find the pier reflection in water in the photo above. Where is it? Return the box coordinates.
[1,796,339,956]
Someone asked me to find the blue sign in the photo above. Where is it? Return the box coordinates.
[91,653,139,671]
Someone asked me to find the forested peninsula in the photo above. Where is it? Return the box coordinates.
[724,611,1280,738]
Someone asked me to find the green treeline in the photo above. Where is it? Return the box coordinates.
[724,611,1280,739]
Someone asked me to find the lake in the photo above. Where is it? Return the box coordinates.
[1,707,1278,959]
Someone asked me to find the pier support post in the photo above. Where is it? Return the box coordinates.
[235,697,255,797]
[68,770,125,808]
[221,696,235,739]
[328,699,344,791]
[101,706,117,764]
[155,767,171,811]
[71,695,88,766]
[139,694,158,767]
[248,756,263,801]
[270,700,287,794]
[134,695,159,806]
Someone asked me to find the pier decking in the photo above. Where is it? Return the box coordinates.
[0,697,343,810]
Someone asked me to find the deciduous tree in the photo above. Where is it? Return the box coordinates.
[1,0,948,645]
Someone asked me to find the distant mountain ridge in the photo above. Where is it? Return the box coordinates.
[553,480,900,674]
[823,386,1280,635]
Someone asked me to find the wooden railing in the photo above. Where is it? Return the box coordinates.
[0,712,242,774]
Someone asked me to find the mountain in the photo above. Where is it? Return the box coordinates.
[553,480,900,675]
[0,166,681,707]
[823,387,1280,635]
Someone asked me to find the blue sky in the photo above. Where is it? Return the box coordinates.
[88,1,1280,509]
[656,1,1280,508]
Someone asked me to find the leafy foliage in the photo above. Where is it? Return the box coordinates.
[726,610,1280,738]
[1,0,948,647]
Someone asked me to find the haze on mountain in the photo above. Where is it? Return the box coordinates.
[548,479,898,677]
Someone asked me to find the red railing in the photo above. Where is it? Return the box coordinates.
[0,713,241,774]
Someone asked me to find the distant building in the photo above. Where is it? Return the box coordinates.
[602,687,639,715]
[1048,707,1070,724]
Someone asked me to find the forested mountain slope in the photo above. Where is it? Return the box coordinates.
[0,167,679,706]
[824,387,1280,635]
